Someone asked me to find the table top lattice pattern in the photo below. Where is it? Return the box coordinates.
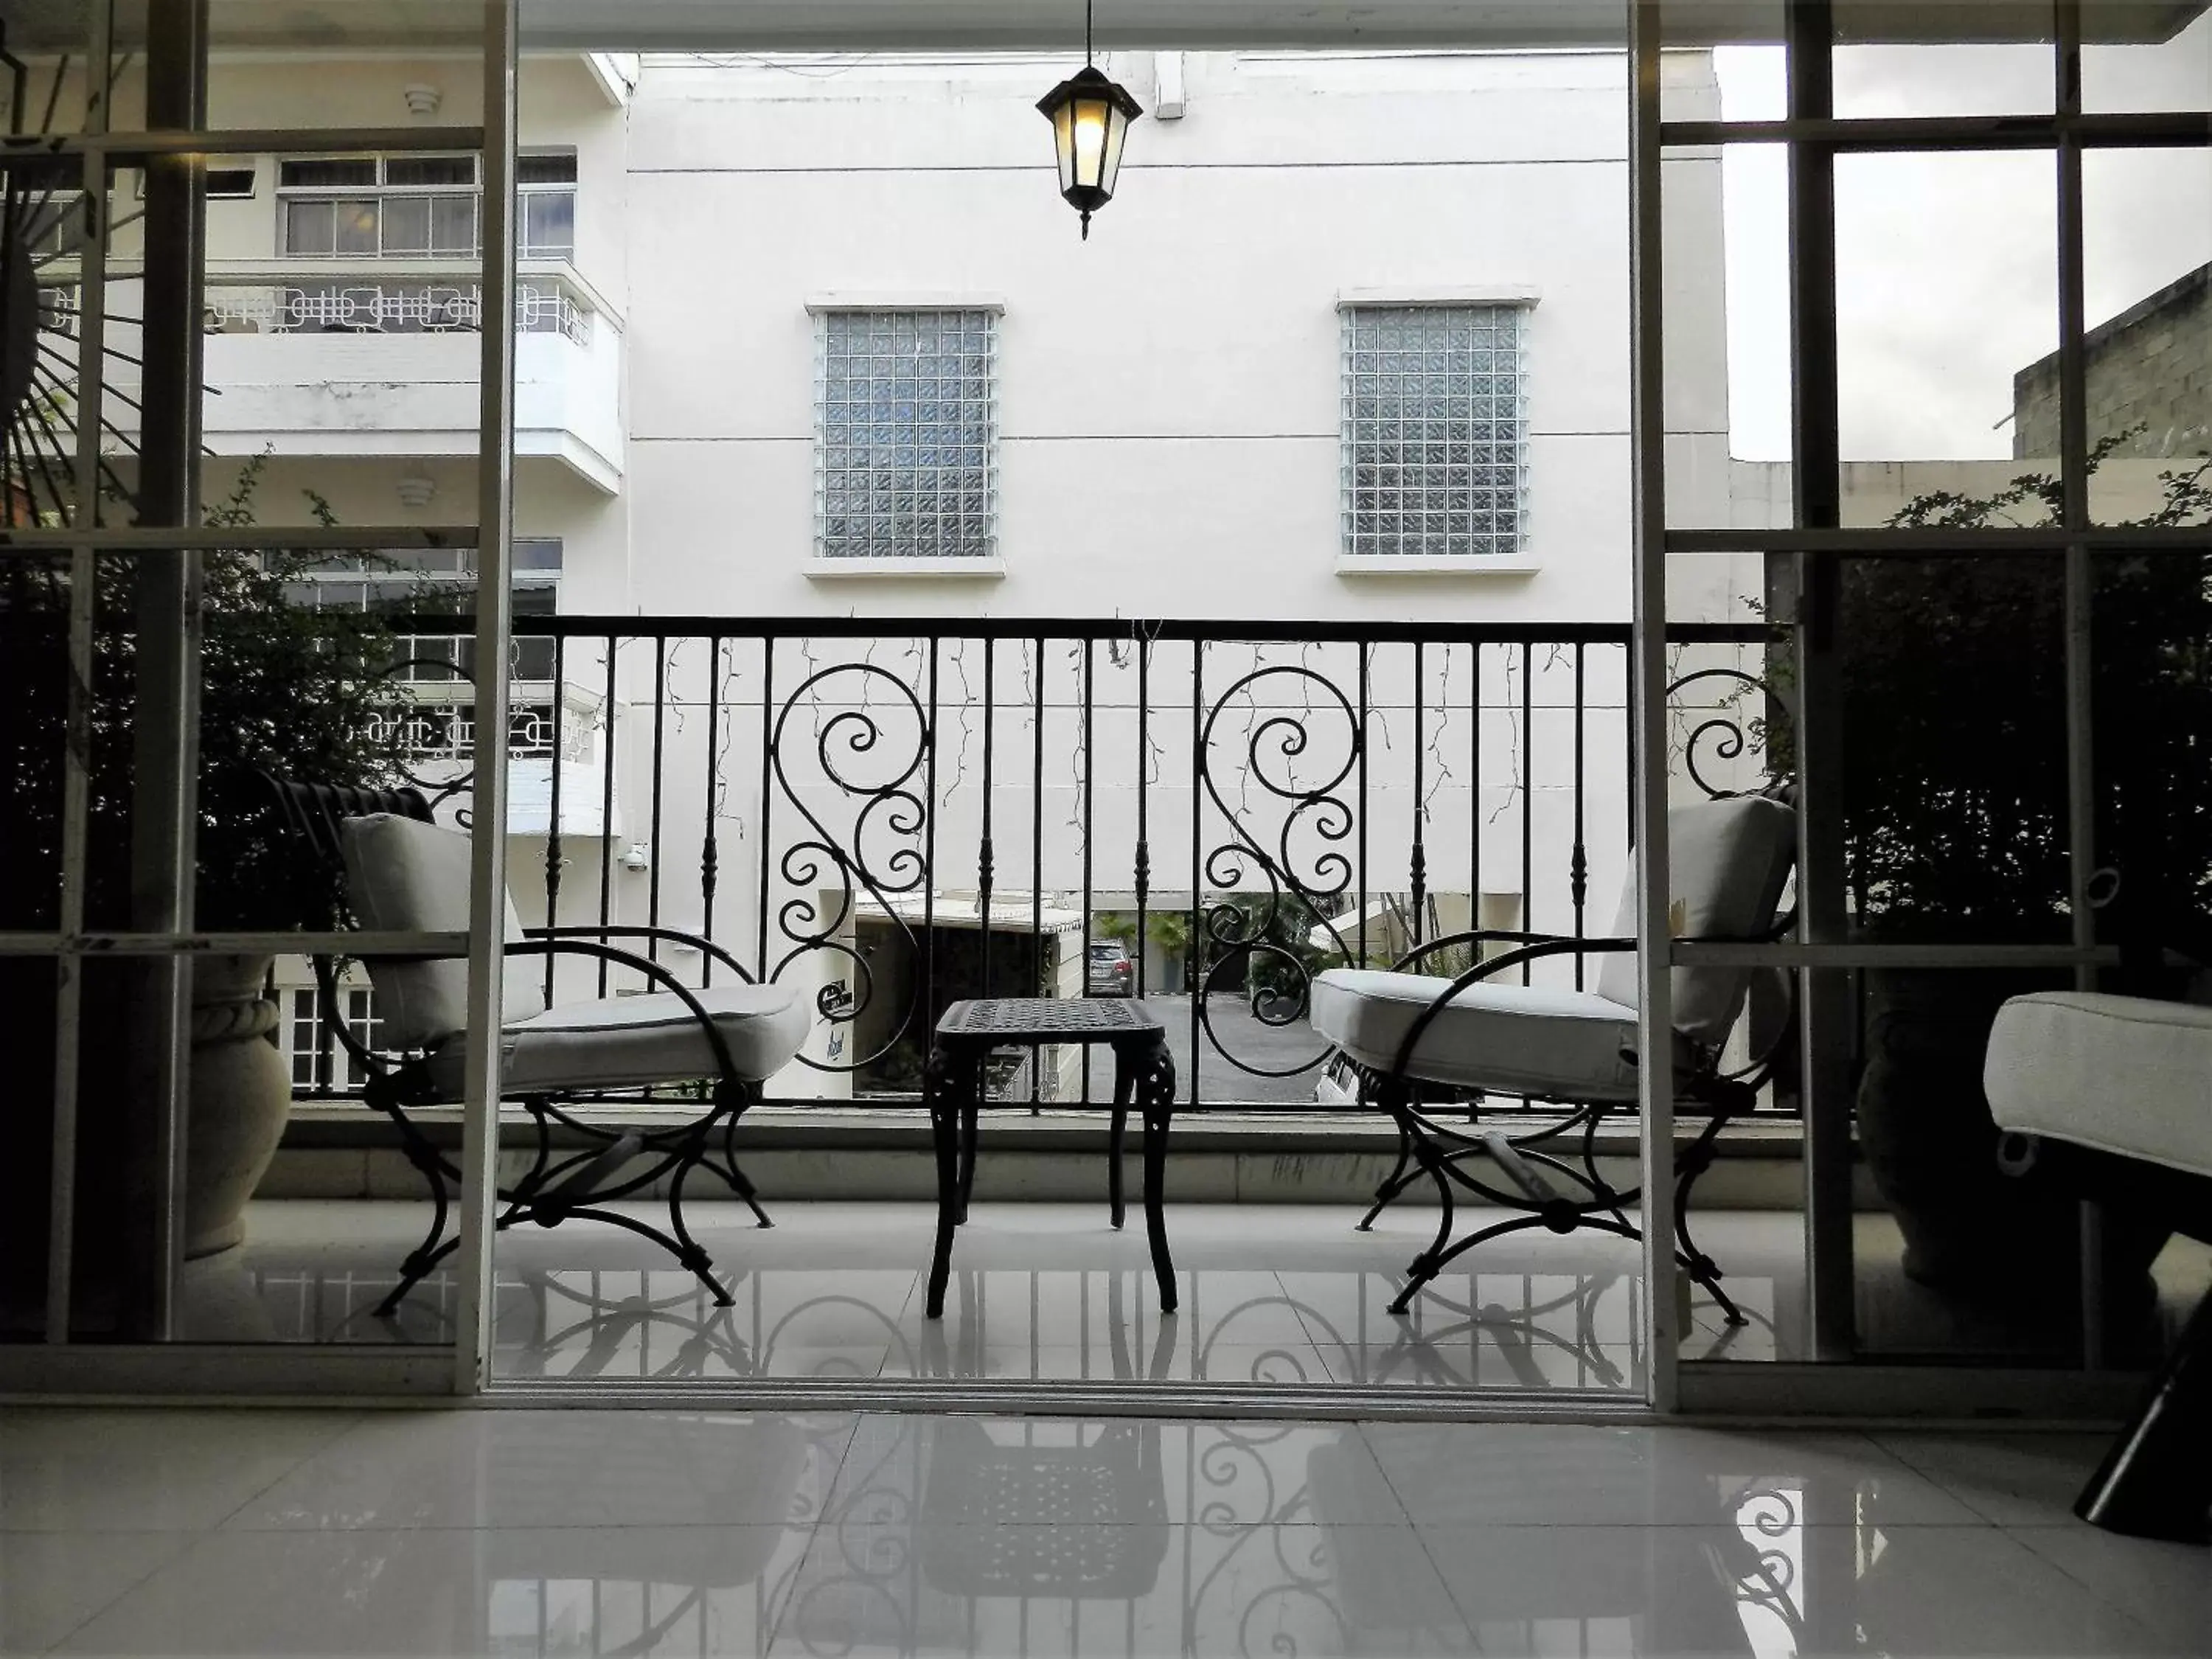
[936,997,1164,1043]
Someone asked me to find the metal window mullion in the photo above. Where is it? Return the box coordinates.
[1628,0,1680,1413]
[45,0,116,1347]
[453,0,518,1399]
[2054,0,2107,1374]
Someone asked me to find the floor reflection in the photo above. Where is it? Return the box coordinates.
[16,1402,2181,1656]
[184,1201,1666,1391]
[177,1200,2211,1383]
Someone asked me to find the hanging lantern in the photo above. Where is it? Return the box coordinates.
[1037,3,1142,240]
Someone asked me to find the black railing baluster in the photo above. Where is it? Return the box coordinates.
[1572,641,1588,986]
[1031,633,1045,1106]
[1134,634,1151,1001]
[1356,641,1370,970]
[701,633,722,989]
[1411,640,1426,950]
[1189,638,1203,1113]
[1471,639,1483,947]
[545,635,565,1004]
[979,636,995,1002]
[1520,639,1534,986]
[1080,637,1096,1105]
[597,638,617,998]
[924,637,941,1064]
[757,636,776,986]
[647,636,668,964]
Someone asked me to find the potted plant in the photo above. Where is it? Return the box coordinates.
[1,456,410,1281]
[1840,435,2211,1306]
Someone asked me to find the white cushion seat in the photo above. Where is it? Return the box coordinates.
[1311,970,1699,1101]
[341,810,809,1098]
[422,981,812,1096]
[1985,992,2212,1182]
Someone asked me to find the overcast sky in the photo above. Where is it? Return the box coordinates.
[1717,11,2212,461]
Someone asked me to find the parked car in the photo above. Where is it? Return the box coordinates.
[1085,941,1135,997]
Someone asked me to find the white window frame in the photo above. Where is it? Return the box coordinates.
[1338,296,1535,562]
[809,302,1003,563]
[273,151,574,262]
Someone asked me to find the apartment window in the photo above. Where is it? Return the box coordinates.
[278,539,562,681]
[815,308,998,560]
[276,152,574,261]
[517,153,577,260]
[1340,302,1530,559]
[286,984,386,1093]
[279,154,479,258]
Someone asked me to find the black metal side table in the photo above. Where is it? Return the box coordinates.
[923,998,1178,1320]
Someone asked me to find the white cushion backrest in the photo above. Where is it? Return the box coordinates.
[339,813,548,1048]
[1595,796,1797,1050]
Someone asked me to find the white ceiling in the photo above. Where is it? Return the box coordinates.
[9,0,2206,53]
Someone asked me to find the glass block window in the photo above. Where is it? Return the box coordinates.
[815,309,998,560]
[1341,303,1530,558]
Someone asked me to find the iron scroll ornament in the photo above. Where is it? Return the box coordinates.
[766,661,931,1071]
[1193,661,1365,1079]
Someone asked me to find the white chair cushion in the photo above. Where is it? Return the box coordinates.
[340,813,547,1048]
[422,980,810,1096]
[1312,969,1695,1101]
[1595,794,1796,1050]
[1985,992,2212,1181]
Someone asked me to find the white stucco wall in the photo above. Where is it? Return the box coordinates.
[618,49,1734,625]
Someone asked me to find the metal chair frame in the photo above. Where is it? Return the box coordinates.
[1338,913,1798,1324]
[262,774,778,1314]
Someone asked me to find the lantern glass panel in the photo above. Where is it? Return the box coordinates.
[1071,95,1110,191]
[1099,103,1130,198]
[1051,100,1078,194]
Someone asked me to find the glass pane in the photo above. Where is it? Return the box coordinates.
[1832,38,2054,119]
[431,194,478,256]
[380,195,431,255]
[1834,151,2059,512]
[279,159,377,189]
[2082,4,2212,113]
[1657,2,1786,123]
[383,156,476,189]
[2080,146,2212,526]
[281,198,334,256]
[333,198,380,256]
[521,190,574,260]
[1839,554,2072,945]
[2092,547,2212,950]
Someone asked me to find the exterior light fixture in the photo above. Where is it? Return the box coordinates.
[1037,0,1142,240]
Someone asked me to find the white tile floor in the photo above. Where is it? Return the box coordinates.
[2,1405,2202,1656]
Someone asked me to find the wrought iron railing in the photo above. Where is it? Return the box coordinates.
[295,616,1775,1115]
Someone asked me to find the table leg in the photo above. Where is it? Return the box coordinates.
[1108,1064,1132,1231]
[958,1098,980,1225]
[924,1043,967,1320]
[1135,1034,1178,1315]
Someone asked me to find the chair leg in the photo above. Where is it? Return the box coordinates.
[2075,1282,2212,1545]
[721,1108,774,1228]
[375,1135,453,1317]
[1358,1119,1415,1231]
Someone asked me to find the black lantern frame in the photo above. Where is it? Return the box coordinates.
[1037,14,1144,239]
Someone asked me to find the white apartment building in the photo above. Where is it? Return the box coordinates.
[64,46,1762,1098]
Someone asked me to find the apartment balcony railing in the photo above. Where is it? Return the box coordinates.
[299,615,1776,1117]
[40,258,626,490]
[41,258,606,345]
